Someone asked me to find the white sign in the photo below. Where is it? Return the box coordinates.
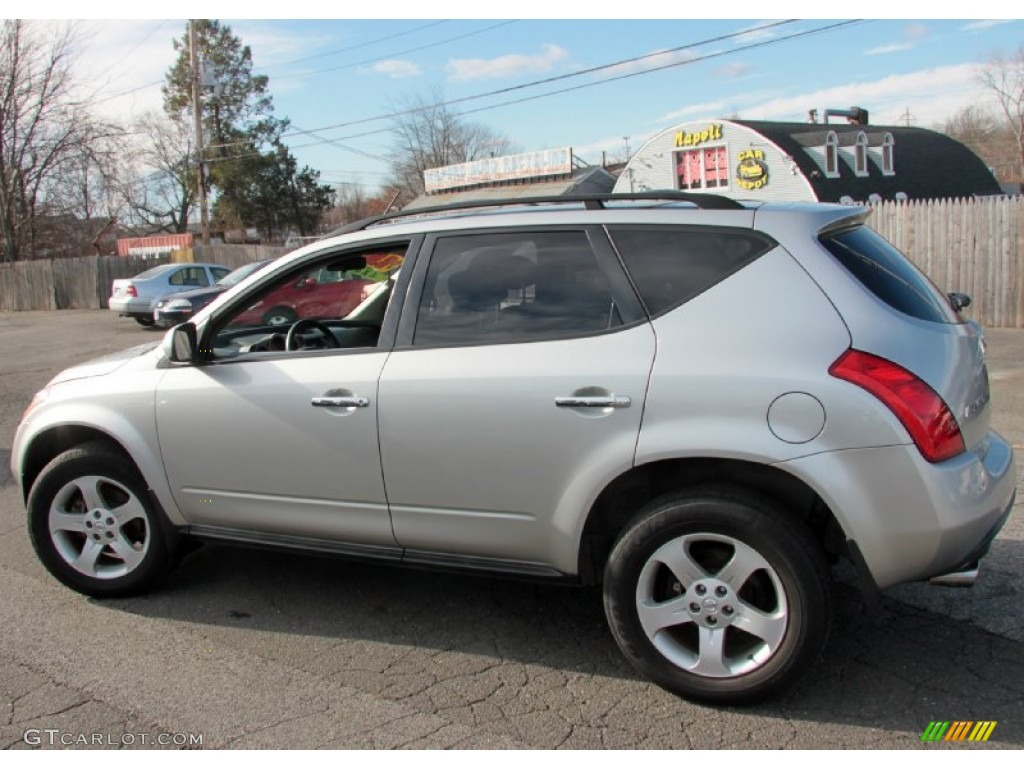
[424,147,573,193]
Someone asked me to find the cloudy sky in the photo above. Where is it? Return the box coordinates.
[25,6,1023,192]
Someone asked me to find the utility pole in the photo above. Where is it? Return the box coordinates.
[190,20,210,245]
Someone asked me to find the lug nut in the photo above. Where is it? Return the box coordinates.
[106,517,115,526]
[722,606,734,616]
[93,510,101,519]
[85,521,93,529]
[715,586,727,597]
[92,534,101,541]
[105,531,114,539]
[707,616,718,625]
[695,584,706,595]
[690,603,700,613]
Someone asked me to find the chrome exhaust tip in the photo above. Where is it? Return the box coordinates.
[929,562,979,588]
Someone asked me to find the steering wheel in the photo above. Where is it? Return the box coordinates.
[285,319,340,351]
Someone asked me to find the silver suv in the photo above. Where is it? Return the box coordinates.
[12,193,1016,704]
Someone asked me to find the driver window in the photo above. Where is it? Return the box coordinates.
[206,245,406,359]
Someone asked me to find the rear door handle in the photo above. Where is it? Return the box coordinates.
[555,395,631,408]
[311,396,370,408]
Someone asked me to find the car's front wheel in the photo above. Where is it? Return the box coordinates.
[28,443,178,598]
[603,486,830,704]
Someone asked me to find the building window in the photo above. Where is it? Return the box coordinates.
[825,132,839,178]
[882,133,895,175]
[855,132,869,177]
[675,145,729,190]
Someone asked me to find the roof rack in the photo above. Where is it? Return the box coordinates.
[325,191,745,237]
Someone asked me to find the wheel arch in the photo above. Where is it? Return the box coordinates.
[577,457,848,586]
[20,425,134,503]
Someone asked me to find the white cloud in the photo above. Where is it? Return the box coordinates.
[904,23,930,40]
[62,20,183,121]
[446,44,568,81]
[865,43,912,56]
[739,63,988,127]
[227,21,334,69]
[601,49,699,78]
[961,19,1014,32]
[658,100,730,124]
[714,62,750,79]
[734,20,783,43]
[363,59,421,79]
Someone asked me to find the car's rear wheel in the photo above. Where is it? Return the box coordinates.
[134,316,155,327]
[28,443,178,598]
[603,486,830,704]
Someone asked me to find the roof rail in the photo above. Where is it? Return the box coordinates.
[324,191,745,237]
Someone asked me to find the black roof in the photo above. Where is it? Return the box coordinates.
[732,120,1002,202]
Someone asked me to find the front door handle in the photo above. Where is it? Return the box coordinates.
[555,395,631,409]
[311,395,370,408]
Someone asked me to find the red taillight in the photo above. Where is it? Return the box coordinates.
[829,349,965,463]
[126,285,137,297]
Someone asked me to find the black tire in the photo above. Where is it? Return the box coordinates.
[27,443,178,598]
[134,316,155,327]
[603,486,831,705]
[262,307,297,327]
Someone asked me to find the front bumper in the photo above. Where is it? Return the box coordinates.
[154,308,191,327]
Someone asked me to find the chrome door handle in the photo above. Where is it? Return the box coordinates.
[555,395,631,408]
[311,396,370,408]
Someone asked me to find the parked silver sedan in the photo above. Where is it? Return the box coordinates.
[108,262,231,326]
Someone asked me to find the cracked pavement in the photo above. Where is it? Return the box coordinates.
[0,311,1021,749]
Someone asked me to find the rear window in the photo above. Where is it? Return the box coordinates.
[606,226,775,316]
[134,264,175,280]
[821,227,960,324]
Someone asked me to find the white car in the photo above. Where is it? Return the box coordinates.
[108,262,231,326]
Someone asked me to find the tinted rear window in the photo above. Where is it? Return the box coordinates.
[821,227,959,324]
[606,226,775,316]
[134,264,175,280]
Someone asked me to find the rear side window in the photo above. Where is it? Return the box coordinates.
[821,227,960,324]
[414,231,624,347]
[606,226,775,316]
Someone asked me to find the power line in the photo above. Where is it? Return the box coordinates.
[269,20,519,82]
[258,20,450,71]
[269,19,864,158]
[273,19,803,142]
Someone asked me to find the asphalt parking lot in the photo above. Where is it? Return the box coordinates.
[1,310,1022,749]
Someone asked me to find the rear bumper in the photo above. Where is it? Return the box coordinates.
[779,430,1016,589]
[108,297,154,317]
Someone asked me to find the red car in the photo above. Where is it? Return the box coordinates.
[231,262,373,328]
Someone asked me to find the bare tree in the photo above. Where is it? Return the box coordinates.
[118,112,198,234]
[0,20,116,261]
[979,46,1024,189]
[939,105,1019,185]
[387,89,516,203]
[37,138,124,256]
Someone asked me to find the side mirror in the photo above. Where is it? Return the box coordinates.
[948,292,972,312]
[163,322,198,364]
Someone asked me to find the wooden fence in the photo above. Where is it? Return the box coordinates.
[868,196,1024,328]
[0,245,292,313]
[2,201,1023,325]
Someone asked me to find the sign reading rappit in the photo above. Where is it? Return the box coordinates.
[424,148,573,193]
